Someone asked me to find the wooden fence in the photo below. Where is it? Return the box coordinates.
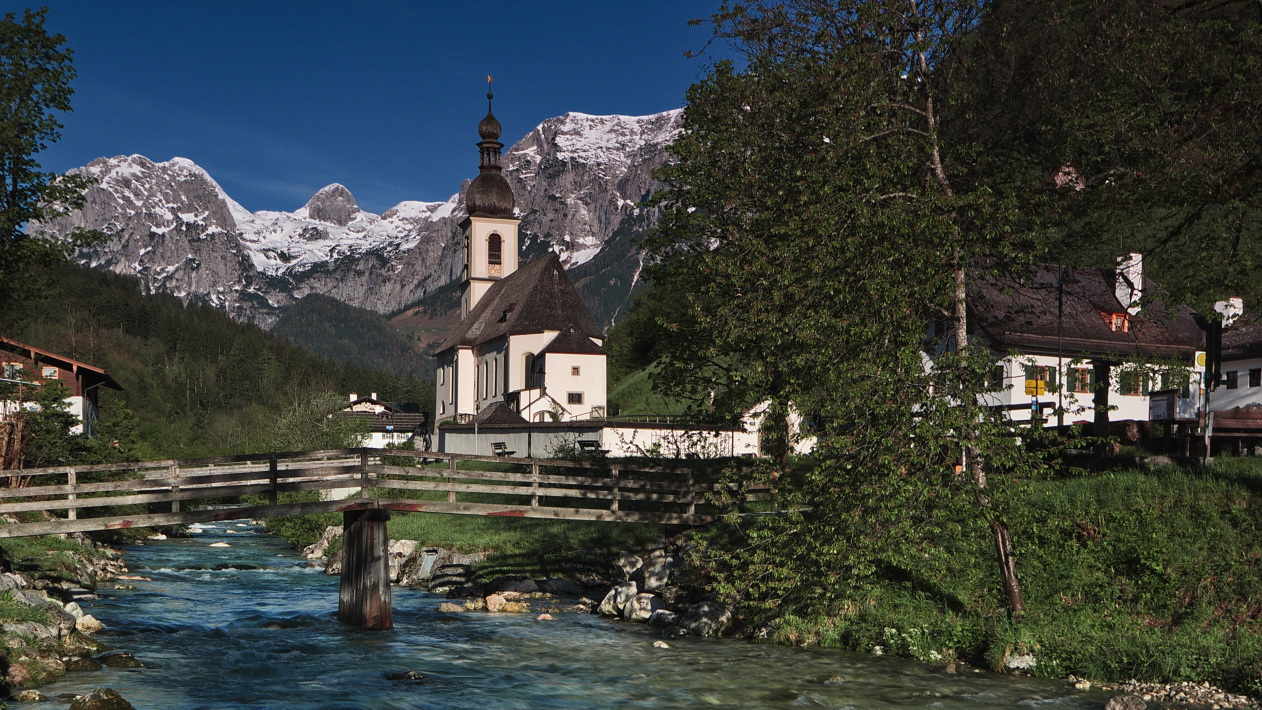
[0,448,743,538]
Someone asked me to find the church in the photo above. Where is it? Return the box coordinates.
[433,91,609,431]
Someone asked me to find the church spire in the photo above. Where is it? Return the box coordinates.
[466,76,514,217]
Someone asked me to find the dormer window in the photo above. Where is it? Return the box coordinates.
[488,233,502,276]
[1109,313,1130,332]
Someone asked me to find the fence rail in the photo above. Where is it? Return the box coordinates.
[0,448,748,537]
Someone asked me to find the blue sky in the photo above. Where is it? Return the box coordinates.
[28,1,733,213]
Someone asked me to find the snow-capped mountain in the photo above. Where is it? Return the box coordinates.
[38,109,682,327]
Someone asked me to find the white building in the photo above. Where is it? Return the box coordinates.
[967,254,1203,434]
[434,93,609,431]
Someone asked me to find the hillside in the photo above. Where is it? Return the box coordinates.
[9,262,433,459]
[272,294,432,377]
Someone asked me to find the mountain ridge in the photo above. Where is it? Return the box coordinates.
[38,109,682,330]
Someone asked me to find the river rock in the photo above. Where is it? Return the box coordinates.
[616,551,643,580]
[677,601,732,637]
[640,555,673,592]
[597,582,637,617]
[63,602,85,620]
[65,656,103,671]
[0,572,28,590]
[97,651,142,668]
[485,593,509,612]
[487,575,539,594]
[539,578,583,596]
[437,602,465,613]
[69,687,135,710]
[12,688,47,701]
[76,615,105,634]
[623,593,665,622]
[499,601,531,613]
[1005,653,1037,671]
[1104,696,1147,710]
[384,670,426,682]
[647,609,679,627]
[387,540,418,583]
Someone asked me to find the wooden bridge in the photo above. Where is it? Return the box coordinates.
[0,448,738,629]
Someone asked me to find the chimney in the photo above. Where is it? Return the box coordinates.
[349,393,358,402]
[1115,252,1143,316]
[371,392,378,401]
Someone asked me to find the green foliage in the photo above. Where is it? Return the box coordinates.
[260,391,369,453]
[0,591,50,624]
[951,0,1262,312]
[0,8,101,325]
[10,261,432,459]
[698,460,1262,696]
[273,294,433,378]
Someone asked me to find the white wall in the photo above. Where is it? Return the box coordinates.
[542,351,606,419]
[1211,356,1262,411]
[983,353,1199,425]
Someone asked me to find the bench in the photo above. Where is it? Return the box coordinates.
[490,442,516,457]
[577,440,610,456]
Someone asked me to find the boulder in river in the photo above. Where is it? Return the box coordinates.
[677,601,732,637]
[597,582,637,617]
[623,593,665,622]
[68,687,135,710]
[97,651,142,668]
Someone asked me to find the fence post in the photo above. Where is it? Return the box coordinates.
[609,466,620,513]
[360,449,371,499]
[530,462,539,508]
[269,454,279,506]
[66,467,77,520]
[447,456,457,503]
[170,463,181,513]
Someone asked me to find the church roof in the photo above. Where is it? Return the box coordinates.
[437,253,602,353]
[537,325,606,356]
[472,401,528,425]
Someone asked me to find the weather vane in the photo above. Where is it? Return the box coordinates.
[487,75,494,102]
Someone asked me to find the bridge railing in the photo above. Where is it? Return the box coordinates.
[0,449,749,537]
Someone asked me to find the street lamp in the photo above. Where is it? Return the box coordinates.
[1057,266,1079,430]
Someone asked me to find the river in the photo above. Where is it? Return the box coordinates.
[32,521,1110,709]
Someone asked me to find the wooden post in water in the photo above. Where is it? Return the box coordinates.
[337,508,393,629]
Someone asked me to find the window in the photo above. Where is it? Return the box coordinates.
[571,366,581,376]
[1110,313,1130,332]
[1070,368,1094,393]
[487,233,502,265]
[1119,369,1153,396]
[41,366,58,379]
[1226,370,1239,390]
[2,363,21,379]
[1250,369,1261,388]
[492,358,498,396]
[439,401,446,414]
[567,392,584,405]
[1023,365,1056,396]
[437,366,445,386]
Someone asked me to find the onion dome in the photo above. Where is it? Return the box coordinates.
[465,84,515,218]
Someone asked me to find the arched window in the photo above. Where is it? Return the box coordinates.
[523,353,535,388]
[487,233,502,266]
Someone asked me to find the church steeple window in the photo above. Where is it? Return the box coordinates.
[488,233,502,276]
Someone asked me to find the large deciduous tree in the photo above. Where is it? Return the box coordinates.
[647,0,1045,619]
[0,7,98,317]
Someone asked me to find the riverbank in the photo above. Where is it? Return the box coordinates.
[268,456,1262,707]
[0,530,130,700]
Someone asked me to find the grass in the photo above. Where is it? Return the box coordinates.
[0,535,101,584]
[0,591,50,625]
[735,457,1262,697]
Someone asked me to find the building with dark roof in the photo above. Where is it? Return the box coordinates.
[0,336,123,437]
[966,253,1204,431]
[434,93,609,431]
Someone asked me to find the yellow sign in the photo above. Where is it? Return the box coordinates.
[1196,352,1207,367]
[1025,379,1045,396]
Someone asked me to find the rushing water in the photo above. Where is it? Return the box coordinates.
[32,521,1111,709]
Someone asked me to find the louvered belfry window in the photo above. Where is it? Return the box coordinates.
[488,233,502,265]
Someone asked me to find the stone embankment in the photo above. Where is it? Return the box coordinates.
[0,532,139,708]
[302,528,733,639]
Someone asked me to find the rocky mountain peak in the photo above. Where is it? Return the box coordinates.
[301,183,359,227]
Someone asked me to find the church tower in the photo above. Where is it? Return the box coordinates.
[460,80,520,319]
